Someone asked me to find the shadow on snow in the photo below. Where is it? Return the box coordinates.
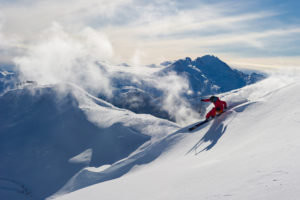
[58,101,254,197]
[186,115,228,155]
[186,101,256,155]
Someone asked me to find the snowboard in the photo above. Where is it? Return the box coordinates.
[188,100,250,132]
[188,119,210,131]
[188,110,226,131]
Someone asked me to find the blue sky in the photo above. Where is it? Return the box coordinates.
[0,0,299,69]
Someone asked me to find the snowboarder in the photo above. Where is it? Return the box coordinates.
[201,96,227,120]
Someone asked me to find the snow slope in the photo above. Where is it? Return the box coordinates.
[0,84,178,200]
[54,70,300,200]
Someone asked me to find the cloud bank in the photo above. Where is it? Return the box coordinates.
[14,23,114,96]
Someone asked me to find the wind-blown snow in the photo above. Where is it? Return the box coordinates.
[54,68,300,200]
[12,25,263,126]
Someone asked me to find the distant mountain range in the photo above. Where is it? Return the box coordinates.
[0,55,265,122]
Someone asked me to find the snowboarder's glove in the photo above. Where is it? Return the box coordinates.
[225,106,227,109]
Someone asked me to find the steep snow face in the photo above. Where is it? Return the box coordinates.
[0,85,178,200]
[55,69,300,200]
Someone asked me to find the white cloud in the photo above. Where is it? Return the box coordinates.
[14,23,113,96]
[226,56,300,70]
[155,72,199,125]
[0,0,133,38]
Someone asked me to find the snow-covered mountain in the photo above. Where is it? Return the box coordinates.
[0,84,178,200]
[53,69,300,200]
[158,55,264,94]
[3,56,299,200]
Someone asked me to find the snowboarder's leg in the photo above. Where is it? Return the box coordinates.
[215,106,224,115]
[206,107,216,119]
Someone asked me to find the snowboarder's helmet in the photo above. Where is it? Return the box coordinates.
[210,96,218,102]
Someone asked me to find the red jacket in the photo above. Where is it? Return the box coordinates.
[202,97,227,110]
[202,97,227,119]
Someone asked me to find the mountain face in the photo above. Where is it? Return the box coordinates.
[105,86,170,120]
[159,55,265,94]
[0,85,178,200]
[100,73,171,121]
